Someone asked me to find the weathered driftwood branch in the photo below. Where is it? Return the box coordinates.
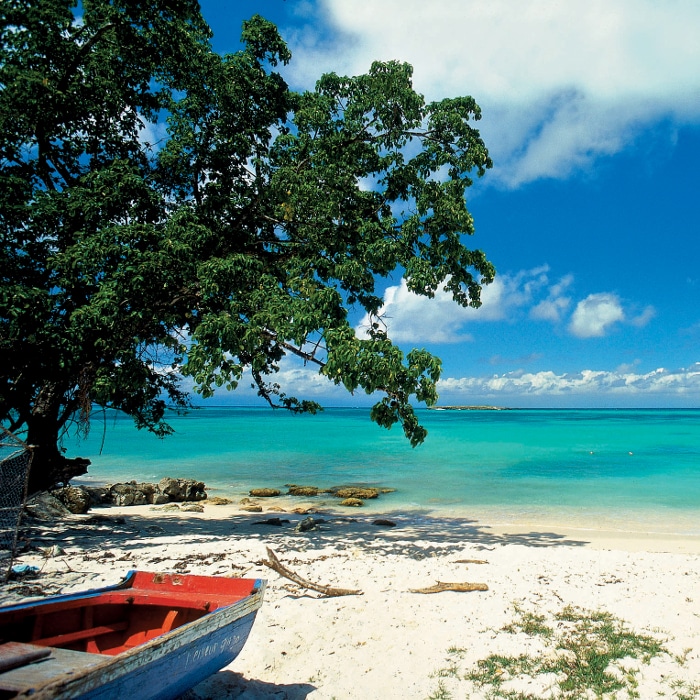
[410,580,489,594]
[262,547,363,597]
[454,559,489,565]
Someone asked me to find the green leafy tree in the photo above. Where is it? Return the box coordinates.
[1,0,495,493]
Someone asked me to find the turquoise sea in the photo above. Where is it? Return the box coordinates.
[66,407,700,534]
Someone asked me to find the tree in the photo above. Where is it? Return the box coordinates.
[1,0,495,494]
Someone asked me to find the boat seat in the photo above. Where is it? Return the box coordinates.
[0,647,104,695]
[0,642,50,673]
[32,620,129,648]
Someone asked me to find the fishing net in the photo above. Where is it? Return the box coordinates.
[0,428,33,581]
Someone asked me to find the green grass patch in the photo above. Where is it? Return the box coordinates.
[426,604,690,700]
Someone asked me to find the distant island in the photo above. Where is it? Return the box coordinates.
[428,405,511,411]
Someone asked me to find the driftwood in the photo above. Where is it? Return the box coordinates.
[262,547,363,597]
[410,580,489,594]
[454,559,489,565]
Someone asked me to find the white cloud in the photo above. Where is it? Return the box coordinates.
[356,269,654,343]
[629,305,657,328]
[530,274,573,322]
[285,0,700,186]
[356,267,548,343]
[569,292,625,338]
[438,363,700,398]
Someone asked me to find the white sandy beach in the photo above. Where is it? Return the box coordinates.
[3,500,700,699]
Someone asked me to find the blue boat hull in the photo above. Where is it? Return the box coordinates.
[0,572,266,700]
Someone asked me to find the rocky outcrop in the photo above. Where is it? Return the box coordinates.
[51,486,92,514]
[339,498,364,507]
[46,478,207,513]
[157,478,207,503]
[240,504,263,513]
[287,485,321,497]
[249,488,281,497]
[24,492,72,520]
[108,482,159,506]
[332,487,380,500]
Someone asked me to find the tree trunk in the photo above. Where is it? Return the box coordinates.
[25,383,90,494]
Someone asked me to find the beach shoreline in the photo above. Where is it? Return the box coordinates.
[3,501,700,698]
[103,499,700,552]
[73,473,700,541]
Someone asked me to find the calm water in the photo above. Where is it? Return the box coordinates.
[66,407,700,533]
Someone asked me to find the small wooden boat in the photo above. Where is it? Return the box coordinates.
[0,571,266,699]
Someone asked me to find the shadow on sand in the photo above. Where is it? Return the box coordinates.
[179,670,316,700]
[23,505,590,559]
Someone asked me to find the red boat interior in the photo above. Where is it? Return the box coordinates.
[0,572,258,657]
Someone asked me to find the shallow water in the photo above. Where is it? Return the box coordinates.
[66,407,700,534]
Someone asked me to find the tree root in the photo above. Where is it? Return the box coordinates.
[262,547,363,597]
[410,580,488,594]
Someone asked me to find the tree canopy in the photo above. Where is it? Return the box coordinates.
[0,0,495,493]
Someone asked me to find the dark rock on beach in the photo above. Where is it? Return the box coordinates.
[109,482,150,506]
[373,519,397,527]
[254,517,289,526]
[24,492,72,520]
[158,477,207,502]
[51,486,91,514]
[45,478,209,515]
[295,516,324,532]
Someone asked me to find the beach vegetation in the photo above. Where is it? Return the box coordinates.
[427,604,682,699]
[426,679,453,700]
[1,0,494,492]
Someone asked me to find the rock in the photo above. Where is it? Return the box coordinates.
[83,486,110,506]
[109,482,147,506]
[287,485,321,497]
[249,488,281,498]
[333,487,379,500]
[45,544,67,557]
[159,477,207,502]
[133,482,159,503]
[24,492,72,520]
[100,479,208,506]
[291,506,318,514]
[207,497,232,505]
[240,505,263,513]
[295,516,322,532]
[373,519,397,527]
[266,505,287,512]
[180,503,204,513]
[339,498,364,507]
[151,503,181,512]
[51,486,91,514]
[254,517,289,526]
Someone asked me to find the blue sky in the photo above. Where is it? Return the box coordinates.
[196,0,700,408]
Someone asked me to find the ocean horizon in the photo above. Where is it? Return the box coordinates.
[66,406,700,535]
